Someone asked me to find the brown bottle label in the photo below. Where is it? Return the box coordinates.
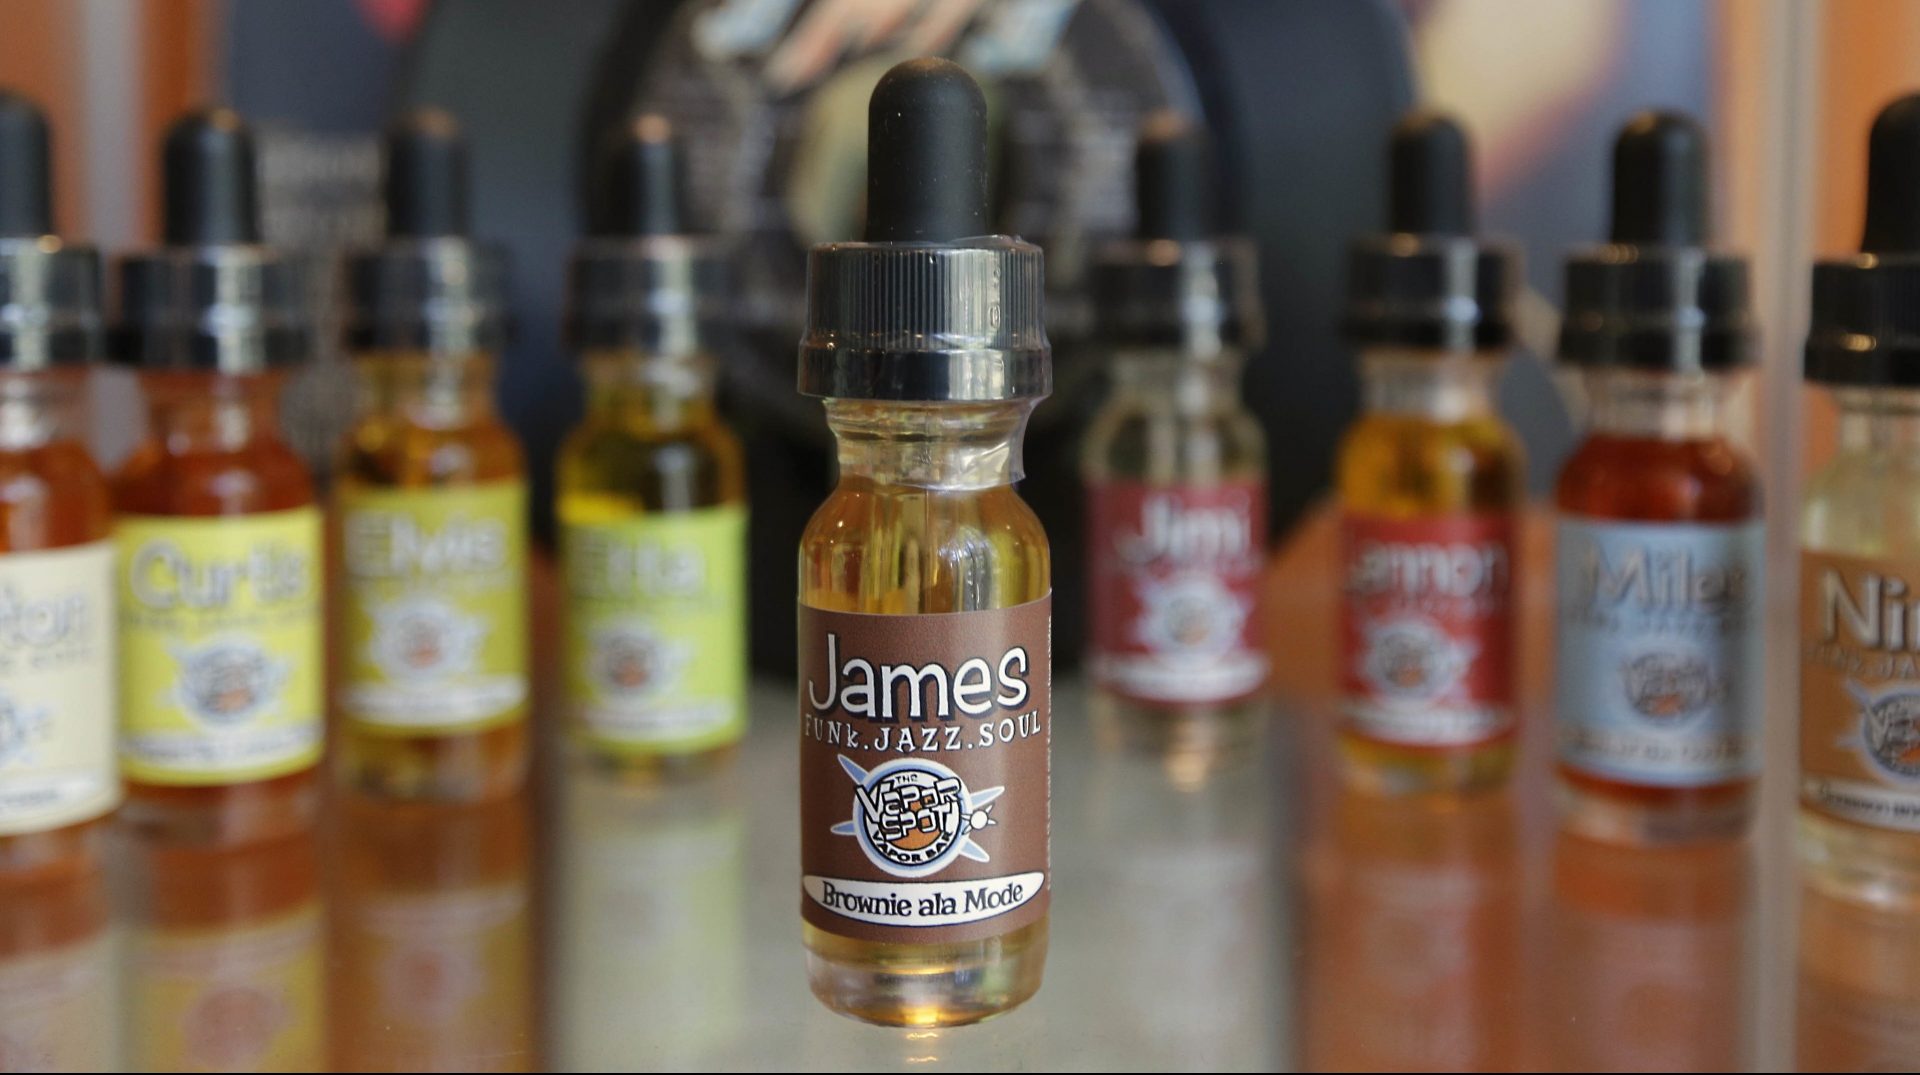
[1801,550,1920,831]
[798,596,1051,945]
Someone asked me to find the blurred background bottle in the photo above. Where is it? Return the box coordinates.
[1082,111,1269,772]
[0,90,118,877]
[1336,114,1524,795]
[558,114,747,780]
[113,108,320,844]
[1552,112,1762,846]
[334,108,529,801]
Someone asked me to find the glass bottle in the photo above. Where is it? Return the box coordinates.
[1553,112,1763,844]
[0,92,118,876]
[557,115,747,777]
[335,110,528,800]
[1336,113,1523,795]
[113,109,321,843]
[796,59,1052,1026]
[1799,94,1920,905]
[1082,112,1269,770]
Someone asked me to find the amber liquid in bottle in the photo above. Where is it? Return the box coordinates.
[0,370,115,874]
[335,351,527,798]
[115,371,317,841]
[799,401,1049,1026]
[557,347,745,778]
[1554,370,1758,841]
[1083,347,1268,773]
[1335,348,1523,793]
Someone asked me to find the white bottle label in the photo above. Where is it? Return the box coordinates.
[0,541,118,834]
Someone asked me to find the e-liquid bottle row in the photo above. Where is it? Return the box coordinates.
[0,98,754,864]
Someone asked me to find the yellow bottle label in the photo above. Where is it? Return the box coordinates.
[336,481,528,736]
[0,540,119,835]
[116,508,324,785]
[561,504,747,756]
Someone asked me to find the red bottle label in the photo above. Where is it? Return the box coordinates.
[1339,512,1516,746]
[1086,479,1268,704]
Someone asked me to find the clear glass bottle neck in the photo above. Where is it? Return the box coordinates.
[1358,346,1505,421]
[1107,346,1247,414]
[143,370,286,452]
[1833,387,1920,453]
[0,369,87,451]
[1581,368,1736,440]
[823,399,1032,491]
[354,349,500,429]
[580,347,717,433]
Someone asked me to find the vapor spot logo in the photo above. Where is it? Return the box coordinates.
[170,640,286,725]
[1847,684,1920,779]
[590,621,688,700]
[830,755,1002,877]
[0,692,49,766]
[1135,574,1248,656]
[1359,617,1473,701]
[1621,651,1717,722]
[369,595,485,681]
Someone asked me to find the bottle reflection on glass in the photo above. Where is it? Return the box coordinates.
[1072,734,1278,1069]
[330,793,534,1071]
[0,862,116,1070]
[1797,881,1920,1069]
[553,764,746,1068]
[1547,832,1751,1069]
[125,828,324,1072]
[1300,788,1522,1070]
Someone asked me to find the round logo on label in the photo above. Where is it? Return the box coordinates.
[370,595,485,681]
[0,691,50,766]
[830,755,1003,878]
[171,640,287,725]
[1862,692,1920,779]
[1620,650,1716,722]
[1135,573,1247,656]
[589,621,688,701]
[1359,616,1473,701]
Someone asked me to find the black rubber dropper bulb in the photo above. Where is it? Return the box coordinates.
[384,107,468,239]
[864,57,988,243]
[594,113,682,237]
[1860,94,1920,254]
[1388,112,1473,236]
[0,91,52,238]
[162,108,260,245]
[1609,111,1707,245]
[1134,110,1211,241]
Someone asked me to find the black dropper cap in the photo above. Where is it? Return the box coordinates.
[117,107,305,371]
[0,91,52,238]
[566,114,727,354]
[1560,110,1750,371]
[0,90,101,367]
[591,113,684,237]
[1388,111,1472,236]
[345,107,508,354]
[1345,112,1516,351]
[1134,110,1213,241]
[1808,94,1920,386]
[799,58,1048,402]
[1090,111,1262,355]
[863,58,988,242]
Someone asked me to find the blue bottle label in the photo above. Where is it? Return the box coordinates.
[1554,516,1765,786]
